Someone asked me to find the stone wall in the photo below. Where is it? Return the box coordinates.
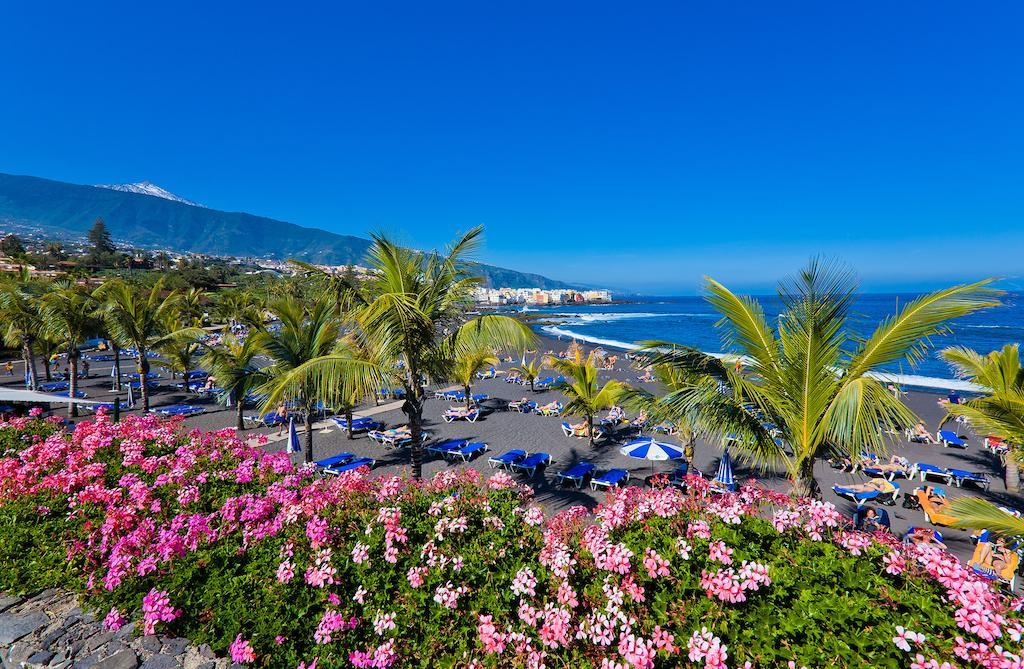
[0,591,231,669]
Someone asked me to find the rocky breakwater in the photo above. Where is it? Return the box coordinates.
[0,591,232,669]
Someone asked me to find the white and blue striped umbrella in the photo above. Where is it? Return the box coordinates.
[619,437,686,461]
[286,417,301,454]
[715,449,737,491]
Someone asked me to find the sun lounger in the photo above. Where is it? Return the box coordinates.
[327,457,376,474]
[948,468,990,490]
[832,480,900,507]
[510,452,552,477]
[968,538,1020,589]
[427,439,469,458]
[914,487,958,526]
[244,411,288,428]
[938,430,967,448]
[590,468,630,491]
[509,400,536,413]
[314,452,355,470]
[443,407,479,422]
[90,401,132,412]
[476,368,498,379]
[153,404,204,417]
[862,463,913,481]
[39,381,70,392]
[555,462,596,488]
[915,463,954,483]
[54,390,88,399]
[447,442,489,462]
[535,403,563,416]
[332,416,382,434]
[488,449,528,469]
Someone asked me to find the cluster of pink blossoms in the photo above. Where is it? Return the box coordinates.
[700,561,771,604]
[141,588,180,635]
[688,628,729,668]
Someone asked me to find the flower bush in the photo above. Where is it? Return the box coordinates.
[1,413,1022,668]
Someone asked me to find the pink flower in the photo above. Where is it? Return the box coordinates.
[893,625,925,652]
[141,588,180,635]
[229,635,255,664]
[643,548,670,578]
[28,407,43,417]
[103,607,125,631]
[511,567,538,597]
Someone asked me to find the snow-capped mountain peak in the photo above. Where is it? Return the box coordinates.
[96,180,205,208]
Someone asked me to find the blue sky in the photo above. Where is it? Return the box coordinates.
[1,2,1022,294]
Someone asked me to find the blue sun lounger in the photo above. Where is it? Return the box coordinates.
[915,462,953,483]
[590,468,630,491]
[555,462,596,488]
[54,390,88,399]
[314,452,355,470]
[511,452,552,477]
[39,381,70,392]
[90,400,132,412]
[948,468,990,490]
[938,430,967,448]
[487,449,528,469]
[447,442,489,462]
[153,404,204,417]
[833,482,900,507]
[245,411,288,428]
[327,457,376,474]
[332,416,382,434]
[427,439,469,457]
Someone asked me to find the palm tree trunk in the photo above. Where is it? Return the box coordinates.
[345,406,354,440]
[236,395,246,430]
[303,412,314,463]
[112,343,122,391]
[404,374,425,478]
[139,354,151,411]
[529,378,535,393]
[790,457,817,498]
[43,358,52,382]
[1006,455,1020,493]
[67,350,80,417]
[464,384,472,408]
[587,413,595,446]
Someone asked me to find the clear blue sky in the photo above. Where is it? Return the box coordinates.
[2,2,1022,294]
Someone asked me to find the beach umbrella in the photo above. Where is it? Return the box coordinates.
[286,417,301,455]
[714,449,737,492]
[620,436,686,478]
[126,383,135,408]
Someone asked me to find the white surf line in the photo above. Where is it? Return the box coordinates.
[541,324,983,393]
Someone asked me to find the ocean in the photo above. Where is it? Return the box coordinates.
[509,293,1024,392]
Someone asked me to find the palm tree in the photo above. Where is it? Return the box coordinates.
[452,339,499,408]
[256,297,340,462]
[215,290,264,331]
[268,227,535,477]
[178,288,207,325]
[39,281,100,416]
[511,357,545,392]
[939,344,1024,492]
[95,280,202,411]
[633,261,1000,496]
[289,260,357,316]
[622,361,703,459]
[0,269,45,390]
[153,312,203,384]
[34,332,62,382]
[201,334,267,430]
[548,348,628,445]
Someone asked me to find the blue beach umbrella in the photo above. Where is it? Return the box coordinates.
[714,449,737,492]
[286,417,301,455]
[619,437,686,461]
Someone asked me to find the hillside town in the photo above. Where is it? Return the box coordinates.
[471,286,612,305]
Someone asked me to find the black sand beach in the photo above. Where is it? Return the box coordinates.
[7,335,1021,572]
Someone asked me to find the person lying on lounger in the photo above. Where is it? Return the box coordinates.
[841,479,894,495]
[568,422,594,437]
[637,369,655,383]
[829,456,854,472]
[911,422,935,443]
[604,406,625,423]
[905,527,946,549]
[976,537,1013,573]
[537,401,561,414]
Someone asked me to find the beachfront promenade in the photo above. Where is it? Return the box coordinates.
[4,343,1018,568]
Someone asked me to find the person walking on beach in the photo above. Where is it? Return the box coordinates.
[275,402,288,436]
[4,361,13,376]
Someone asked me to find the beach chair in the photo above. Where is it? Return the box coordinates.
[667,462,691,488]
[471,393,488,404]
[509,400,536,413]
[448,442,489,462]
[914,462,954,484]
[832,480,900,507]
[534,377,555,390]
[560,421,576,437]
[314,452,355,471]
[427,439,468,458]
[55,390,89,399]
[476,368,497,379]
[535,402,563,417]
[488,449,528,469]
[443,407,479,422]
[328,457,376,474]
[39,381,70,392]
[938,430,967,448]
[862,462,913,481]
[948,468,990,490]
[968,538,1020,590]
[590,468,630,491]
[555,462,596,489]
[914,487,958,526]
[332,416,382,434]
[510,452,552,478]
[153,404,204,417]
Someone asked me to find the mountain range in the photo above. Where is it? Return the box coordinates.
[0,172,574,289]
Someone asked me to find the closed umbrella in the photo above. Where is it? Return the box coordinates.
[713,449,737,492]
[286,417,301,455]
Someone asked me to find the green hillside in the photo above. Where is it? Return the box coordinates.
[0,172,575,289]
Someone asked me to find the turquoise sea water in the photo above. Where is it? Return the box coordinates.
[509,293,1024,390]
